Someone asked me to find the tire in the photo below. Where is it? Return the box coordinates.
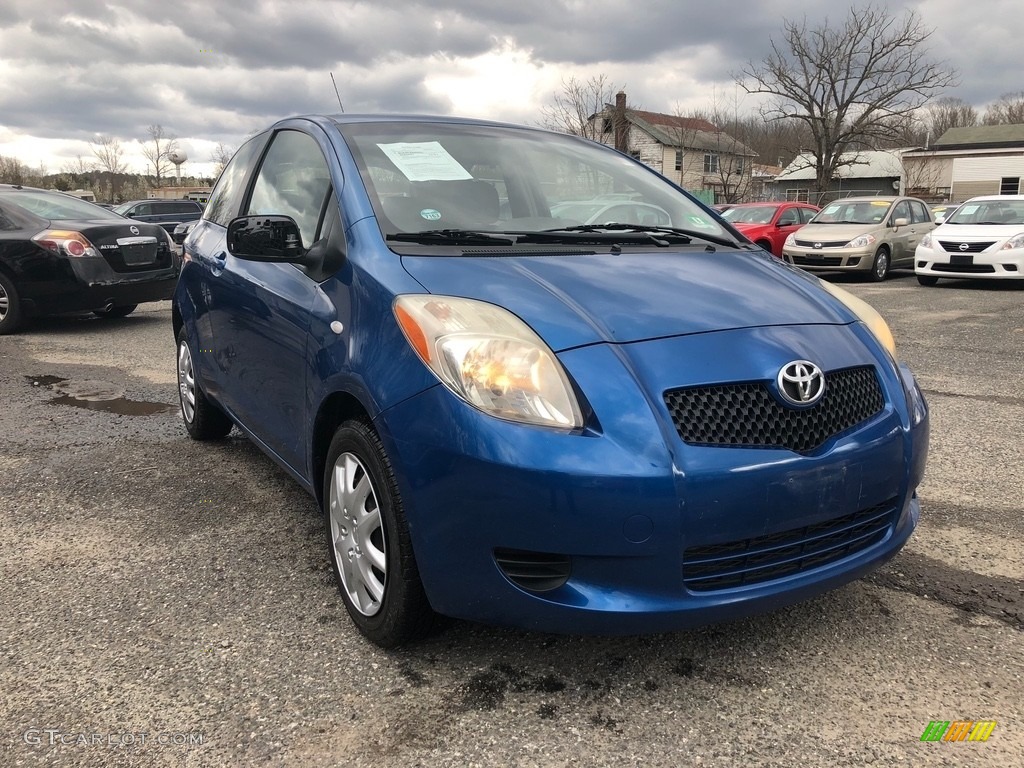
[324,420,434,647]
[869,247,890,282]
[176,328,233,440]
[93,304,138,319]
[917,275,939,286]
[0,271,23,335]
[755,240,774,256]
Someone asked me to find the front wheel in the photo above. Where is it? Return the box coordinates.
[324,420,434,647]
[917,275,939,286]
[870,247,890,282]
[176,328,233,440]
[93,304,138,319]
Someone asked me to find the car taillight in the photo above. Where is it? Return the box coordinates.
[32,230,101,258]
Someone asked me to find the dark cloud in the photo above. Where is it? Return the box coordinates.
[0,0,1019,168]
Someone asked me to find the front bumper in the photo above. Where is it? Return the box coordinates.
[783,245,875,273]
[915,246,1024,280]
[375,326,929,635]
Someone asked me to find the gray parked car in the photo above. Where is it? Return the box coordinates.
[781,196,936,281]
[112,199,203,234]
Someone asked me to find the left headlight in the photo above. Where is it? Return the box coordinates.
[818,279,896,358]
[1001,232,1024,250]
[394,295,583,429]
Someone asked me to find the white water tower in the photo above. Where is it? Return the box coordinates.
[168,149,188,185]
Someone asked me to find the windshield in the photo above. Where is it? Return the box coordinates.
[811,200,893,225]
[722,205,779,225]
[4,190,125,221]
[338,121,728,244]
[945,199,1024,225]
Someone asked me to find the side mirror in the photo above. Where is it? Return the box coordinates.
[227,215,305,262]
[892,216,909,228]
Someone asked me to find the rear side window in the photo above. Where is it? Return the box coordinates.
[0,205,19,231]
[910,201,931,223]
[205,134,267,227]
[245,130,333,247]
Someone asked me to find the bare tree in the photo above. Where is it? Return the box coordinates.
[210,142,235,180]
[141,124,180,186]
[739,5,957,193]
[539,75,625,140]
[982,91,1024,125]
[0,155,30,185]
[61,155,95,175]
[91,136,130,174]
[926,97,978,141]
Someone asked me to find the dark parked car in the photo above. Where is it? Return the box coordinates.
[0,185,180,334]
[174,115,928,647]
[113,199,203,233]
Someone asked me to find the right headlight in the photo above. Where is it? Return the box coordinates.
[918,233,933,249]
[818,279,896,358]
[394,295,583,429]
[846,233,877,249]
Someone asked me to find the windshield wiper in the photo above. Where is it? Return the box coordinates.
[386,229,516,245]
[536,223,743,249]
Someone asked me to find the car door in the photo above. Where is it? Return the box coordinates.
[886,200,914,265]
[903,200,935,267]
[205,126,335,474]
[770,205,802,256]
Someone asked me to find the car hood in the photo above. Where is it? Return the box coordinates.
[931,224,1023,240]
[793,223,881,243]
[730,222,773,236]
[400,250,853,350]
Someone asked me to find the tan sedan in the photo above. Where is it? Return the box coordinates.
[782,196,936,281]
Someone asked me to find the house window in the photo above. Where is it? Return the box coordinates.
[602,118,612,134]
[630,151,642,161]
[675,150,683,171]
[1000,177,1020,195]
[703,153,719,174]
[786,188,809,202]
[735,158,745,175]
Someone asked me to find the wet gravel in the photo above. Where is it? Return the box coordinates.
[1,280,1022,767]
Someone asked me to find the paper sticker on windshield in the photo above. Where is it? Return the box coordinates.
[378,142,473,181]
[958,204,979,215]
[822,204,841,215]
[870,201,890,206]
[419,208,442,221]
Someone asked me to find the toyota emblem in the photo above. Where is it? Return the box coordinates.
[958,242,969,251]
[130,225,140,236]
[777,360,825,406]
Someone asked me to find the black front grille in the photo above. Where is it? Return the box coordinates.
[932,263,997,274]
[682,498,899,591]
[794,239,849,248]
[791,255,844,267]
[494,548,571,592]
[664,366,884,454]
[938,240,994,253]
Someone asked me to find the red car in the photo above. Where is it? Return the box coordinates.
[720,202,820,258]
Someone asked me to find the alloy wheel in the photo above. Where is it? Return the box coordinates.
[177,341,197,423]
[329,452,387,616]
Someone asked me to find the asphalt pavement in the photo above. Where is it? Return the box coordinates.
[1,273,1021,767]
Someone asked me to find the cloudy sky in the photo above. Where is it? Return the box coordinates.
[1,0,1021,177]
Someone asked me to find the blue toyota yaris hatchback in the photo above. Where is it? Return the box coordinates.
[173,115,929,647]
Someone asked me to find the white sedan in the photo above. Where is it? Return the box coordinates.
[915,195,1024,285]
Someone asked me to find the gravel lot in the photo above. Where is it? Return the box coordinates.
[1,273,1021,767]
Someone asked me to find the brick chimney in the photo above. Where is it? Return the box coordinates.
[614,90,628,153]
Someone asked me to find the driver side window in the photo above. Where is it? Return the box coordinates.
[246,130,333,248]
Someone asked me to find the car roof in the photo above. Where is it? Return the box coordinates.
[960,194,1024,202]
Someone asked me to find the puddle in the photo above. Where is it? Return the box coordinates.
[26,375,175,416]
